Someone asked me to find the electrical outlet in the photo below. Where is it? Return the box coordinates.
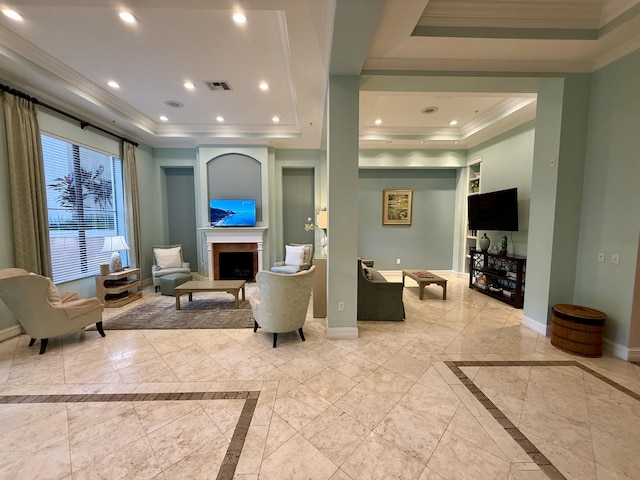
[338,302,344,311]
[611,253,620,265]
[396,258,401,264]
[597,252,605,263]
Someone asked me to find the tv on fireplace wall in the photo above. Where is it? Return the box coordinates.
[209,199,257,227]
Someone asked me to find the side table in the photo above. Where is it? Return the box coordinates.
[95,268,142,308]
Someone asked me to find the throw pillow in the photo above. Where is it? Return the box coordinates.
[362,267,373,281]
[285,245,306,267]
[154,246,182,269]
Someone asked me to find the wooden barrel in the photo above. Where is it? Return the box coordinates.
[551,304,606,357]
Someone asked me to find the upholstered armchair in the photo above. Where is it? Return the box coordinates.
[270,243,313,274]
[0,268,105,354]
[152,244,191,292]
[250,265,315,347]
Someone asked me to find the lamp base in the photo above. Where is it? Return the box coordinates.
[110,252,123,272]
[320,234,328,257]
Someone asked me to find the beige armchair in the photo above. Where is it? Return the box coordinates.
[270,243,313,274]
[250,265,315,347]
[152,244,191,292]
[0,268,104,354]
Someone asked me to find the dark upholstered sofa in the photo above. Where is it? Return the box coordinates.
[357,259,405,321]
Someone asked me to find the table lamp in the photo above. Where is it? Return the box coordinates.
[316,210,328,256]
[101,235,129,272]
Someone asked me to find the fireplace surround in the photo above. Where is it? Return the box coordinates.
[201,227,267,281]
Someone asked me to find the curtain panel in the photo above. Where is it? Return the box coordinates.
[2,93,51,277]
[123,142,141,269]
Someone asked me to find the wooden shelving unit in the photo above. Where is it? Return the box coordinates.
[95,268,142,308]
[469,249,526,308]
[463,158,482,273]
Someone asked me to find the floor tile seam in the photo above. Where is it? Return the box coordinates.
[572,363,640,400]
[0,390,259,480]
[445,362,568,480]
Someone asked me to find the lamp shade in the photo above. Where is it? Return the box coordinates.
[316,210,327,229]
[101,235,129,253]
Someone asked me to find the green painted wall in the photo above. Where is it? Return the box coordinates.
[357,169,457,270]
[467,121,536,258]
[575,50,640,347]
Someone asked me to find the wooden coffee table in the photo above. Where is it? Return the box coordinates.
[402,270,447,300]
[174,280,246,310]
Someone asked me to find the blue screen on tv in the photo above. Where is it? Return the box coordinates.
[209,199,256,227]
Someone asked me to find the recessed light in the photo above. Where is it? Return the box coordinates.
[107,80,120,89]
[216,116,224,122]
[233,12,247,24]
[119,11,137,24]
[449,120,458,126]
[159,115,168,122]
[259,82,269,91]
[2,9,24,21]
[374,119,382,125]
[272,116,280,123]
[419,141,425,144]
[454,141,459,144]
[184,81,195,90]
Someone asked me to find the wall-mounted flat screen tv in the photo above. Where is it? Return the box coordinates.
[468,188,519,231]
[209,199,256,227]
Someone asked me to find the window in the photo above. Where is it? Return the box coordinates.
[42,134,127,283]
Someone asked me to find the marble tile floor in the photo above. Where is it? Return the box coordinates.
[0,274,639,480]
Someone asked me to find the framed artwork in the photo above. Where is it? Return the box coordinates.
[382,189,413,225]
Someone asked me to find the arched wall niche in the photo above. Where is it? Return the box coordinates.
[206,153,263,222]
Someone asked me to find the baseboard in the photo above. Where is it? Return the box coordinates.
[627,347,640,362]
[602,338,639,361]
[326,324,358,339]
[521,315,550,336]
[0,325,23,342]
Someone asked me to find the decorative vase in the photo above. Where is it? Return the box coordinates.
[479,233,490,252]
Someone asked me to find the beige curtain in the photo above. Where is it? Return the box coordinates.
[123,141,141,268]
[2,93,51,276]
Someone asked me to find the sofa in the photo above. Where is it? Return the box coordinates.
[357,259,405,321]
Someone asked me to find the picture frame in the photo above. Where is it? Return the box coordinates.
[382,189,413,225]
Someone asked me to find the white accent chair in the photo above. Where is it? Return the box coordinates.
[250,265,315,347]
[0,268,105,354]
[270,243,313,274]
[152,244,191,292]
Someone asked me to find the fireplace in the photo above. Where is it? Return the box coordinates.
[200,227,268,281]
[214,243,258,281]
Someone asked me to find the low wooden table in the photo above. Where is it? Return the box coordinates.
[402,270,447,300]
[174,280,246,310]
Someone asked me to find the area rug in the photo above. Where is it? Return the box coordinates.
[92,292,255,330]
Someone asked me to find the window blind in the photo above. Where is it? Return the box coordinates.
[42,134,127,283]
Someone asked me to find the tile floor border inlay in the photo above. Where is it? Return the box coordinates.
[446,360,640,480]
[0,390,260,480]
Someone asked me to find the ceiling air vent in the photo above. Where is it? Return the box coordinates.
[421,106,439,114]
[204,81,233,91]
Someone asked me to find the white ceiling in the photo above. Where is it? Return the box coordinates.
[0,0,639,150]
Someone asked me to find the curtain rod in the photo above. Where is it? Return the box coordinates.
[1,83,139,147]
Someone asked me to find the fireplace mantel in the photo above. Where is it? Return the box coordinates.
[200,226,268,280]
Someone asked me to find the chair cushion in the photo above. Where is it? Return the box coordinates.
[271,265,302,274]
[285,245,306,267]
[154,246,182,269]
